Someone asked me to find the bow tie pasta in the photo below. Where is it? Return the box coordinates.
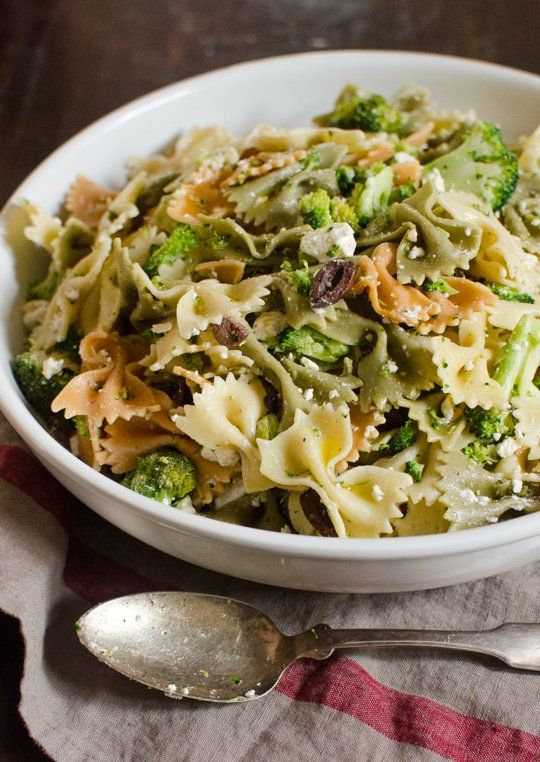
[172,373,273,493]
[258,404,411,537]
[12,82,540,536]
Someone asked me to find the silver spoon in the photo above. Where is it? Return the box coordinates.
[77,592,540,702]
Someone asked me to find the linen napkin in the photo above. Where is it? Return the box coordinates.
[1,411,540,762]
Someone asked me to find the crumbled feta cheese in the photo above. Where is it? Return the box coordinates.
[394,151,414,164]
[511,478,523,494]
[496,438,519,458]
[166,684,177,693]
[151,321,173,334]
[176,496,197,514]
[493,432,502,442]
[405,226,418,242]
[200,445,240,467]
[371,484,384,502]
[478,495,490,506]
[299,222,356,261]
[364,425,378,439]
[244,689,256,698]
[407,245,425,260]
[253,311,288,342]
[65,286,80,301]
[424,168,446,193]
[343,357,353,374]
[328,389,339,400]
[441,396,454,421]
[182,687,190,696]
[461,488,479,503]
[486,516,499,524]
[301,357,319,370]
[402,305,422,322]
[42,357,64,379]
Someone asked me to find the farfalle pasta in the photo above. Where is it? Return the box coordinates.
[172,374,272,493]
[12,83,540,535]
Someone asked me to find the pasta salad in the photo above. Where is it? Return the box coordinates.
[12,84,540,537]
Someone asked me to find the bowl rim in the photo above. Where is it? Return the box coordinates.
[1,48,540,561]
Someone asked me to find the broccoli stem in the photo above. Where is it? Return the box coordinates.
[493,316,540,397]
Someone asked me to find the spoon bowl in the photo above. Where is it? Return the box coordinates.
[77,592,330,702]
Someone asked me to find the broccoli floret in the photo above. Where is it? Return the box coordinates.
[489,283,535,303]
[74,416,90,440]
[422,278,458,295]
[282,262,313,295]
[122,448,197,506]
[330,198,358,226]
[389,182,417,204]
[493,315,540,398]
[303,148,322,170]
[355,161,387,183]
[461,441,496,465]
[12,350,75,432]
[326,92,405,134]
[278,326,349,364]
[465,407,507,441]
[143,223,197,278]
[336,166,357,196]
[349,165,394,226]
[424,122,518,210]
[255,414,279,440]
[427,406,453,430]
[301,188,360,229]
[178,352,205,371]
[198,224,230,251]
[140,325,160,342]
[300,189,333,229]
[380,420,416,455]
[405,460,424,482]
[393,140,419,159]
[53,334,81,358]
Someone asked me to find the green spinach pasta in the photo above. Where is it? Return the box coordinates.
[13,84,540,537]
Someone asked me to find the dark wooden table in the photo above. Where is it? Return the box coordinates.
[1,1,538,758]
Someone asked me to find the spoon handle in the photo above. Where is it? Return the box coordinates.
[307,623,540,671]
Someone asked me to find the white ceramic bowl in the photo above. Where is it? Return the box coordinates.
[1,51,540,593]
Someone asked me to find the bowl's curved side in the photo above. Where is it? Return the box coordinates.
[43,448,540,593]
[1,51,540,592]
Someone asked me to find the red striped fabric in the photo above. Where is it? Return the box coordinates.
[278,658,540,762]
[1,444,539,762]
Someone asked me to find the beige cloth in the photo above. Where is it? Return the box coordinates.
[1,413,540,761]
